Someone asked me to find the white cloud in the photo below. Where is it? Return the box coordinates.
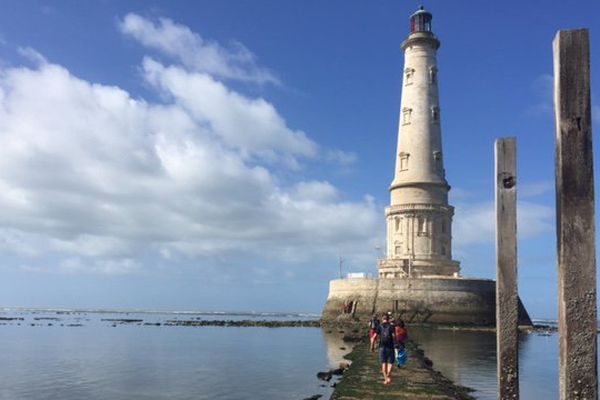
[143,57,317,167]
[0,18,379,276]
[520,181,553,198]
[119,13,279,85]
[17,47,48,66]
[454,200,553,247]
[0,228,41,257]
[59,257,140,275]
[449,187,474,201]
[593,105,600,123]
[528,74,600,124]
[453,202,495,246]
[527,73,553,116]
[51,235,132,258]
[325,149,357,167]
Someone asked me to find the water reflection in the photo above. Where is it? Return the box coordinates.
[409,327,600,399]
[410,327,499,399]
[0,310,336,400]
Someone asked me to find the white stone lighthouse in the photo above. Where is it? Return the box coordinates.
[378,6,460,278]
[322,7,531,326]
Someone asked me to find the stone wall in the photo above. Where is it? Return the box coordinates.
[322,277,531,326]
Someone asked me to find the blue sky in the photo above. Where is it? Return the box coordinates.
[0,1,598,319]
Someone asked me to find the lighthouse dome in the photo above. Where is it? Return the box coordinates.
[409,6,433,33]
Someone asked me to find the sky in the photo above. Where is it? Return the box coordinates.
[0,1,598,319]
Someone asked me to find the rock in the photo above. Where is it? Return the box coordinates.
[316,371,332,381]
[339,347,346,350]
[302,395,322,400]
[342,334,362,342]
[101,319,144,323]
[330,368,344,376]
[339,362,350,370]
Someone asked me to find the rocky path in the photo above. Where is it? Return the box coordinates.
[331,340,475,400]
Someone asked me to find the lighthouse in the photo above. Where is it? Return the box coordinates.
[321,6,531,326]
[378,6,460,278]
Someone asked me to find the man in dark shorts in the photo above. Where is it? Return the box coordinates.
[376,314,395,384]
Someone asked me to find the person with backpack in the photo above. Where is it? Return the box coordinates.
[394,319,408,366]
[368,314,380,352]
[376,313,396,385]
[394,320,407,350]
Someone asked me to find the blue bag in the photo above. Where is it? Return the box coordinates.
[396,348,407,367]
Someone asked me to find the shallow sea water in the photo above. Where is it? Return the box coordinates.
[410,325,600,399]
[0,309,337,400]
[2,309,599,399]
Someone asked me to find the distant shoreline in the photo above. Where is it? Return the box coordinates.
[0,306,320,318]
[160,319,321,328]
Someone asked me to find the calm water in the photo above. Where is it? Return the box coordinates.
[0,309,337,400]
[410,324,600,399]
[1,309,599,399]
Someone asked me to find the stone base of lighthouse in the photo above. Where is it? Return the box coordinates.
[321,276,532,326]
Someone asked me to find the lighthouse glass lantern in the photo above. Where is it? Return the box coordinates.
[410,6,432,33]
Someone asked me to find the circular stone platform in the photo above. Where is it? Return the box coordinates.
[321,277,530,326]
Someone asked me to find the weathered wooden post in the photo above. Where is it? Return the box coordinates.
[553,29,597,400]
[495,137,519,399]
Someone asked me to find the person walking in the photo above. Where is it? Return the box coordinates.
[394,319,408,365]
[368,314,380,352]
[376,314,395,385]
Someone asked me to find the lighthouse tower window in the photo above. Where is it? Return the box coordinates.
[404,68,415,85]
[433,150,442,170]
[429,66,438,84]
[417,216,428,236]
[431,107,440,123]
[401,107,412,125]
[399,152,410,171]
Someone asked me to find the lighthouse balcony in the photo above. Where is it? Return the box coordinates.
[377,257,460,279]
[385,203,454,216]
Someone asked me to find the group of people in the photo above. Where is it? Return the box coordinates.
[368,312,407,385]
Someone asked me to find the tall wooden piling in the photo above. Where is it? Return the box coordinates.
[553,29,597,400]
[495,137,519,400]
